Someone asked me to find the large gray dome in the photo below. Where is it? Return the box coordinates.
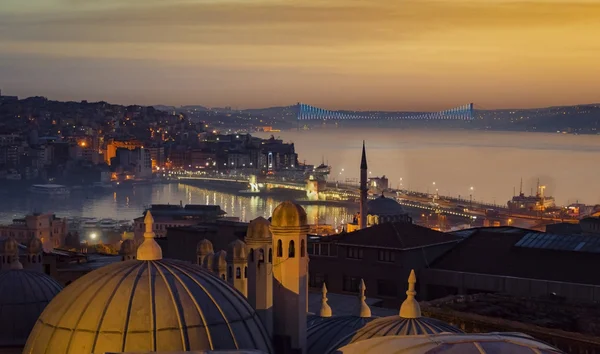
[307,316,374,354]
[367,195,405,216]
[327,316,463,353]
[0,269,62,347]
[23,259,273,354]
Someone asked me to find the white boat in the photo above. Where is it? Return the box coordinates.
[29,184,70,196]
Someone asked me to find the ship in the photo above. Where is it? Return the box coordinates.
[507,178,555,212]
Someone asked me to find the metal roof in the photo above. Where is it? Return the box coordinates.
[515,232,600,254]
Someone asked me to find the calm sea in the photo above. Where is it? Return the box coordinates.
[0,128,598,224]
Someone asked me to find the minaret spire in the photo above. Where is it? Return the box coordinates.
[319,283,332,317]
[359,141,368,229]
[399,269,421,318]
[357,279,371,318]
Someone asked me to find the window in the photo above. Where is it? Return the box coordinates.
[244,266,247,278]
[309,272,327,288]
[301,240,305,257]
[228,266,233,279]
[377,279,398,297]
[277,240,282,257]
[236,267,241,279]
[309,243,337,257]
[289,240,295,258]
[259,249,265,262]
[307,242,314,255]
[249,248,254,262]
[268,248,273,263]
[378,250,395,263]
[346,247,363,260]
[343,275,360,293]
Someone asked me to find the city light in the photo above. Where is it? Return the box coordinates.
[90,233,97,240]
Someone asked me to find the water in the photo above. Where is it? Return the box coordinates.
[257,128,600,206]
[0,184,352,226]
[1,128,598,224]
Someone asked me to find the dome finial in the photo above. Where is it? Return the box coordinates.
[357,279,371,318]
[137,210,162,261]
[399,269,421,318]
[319,283,332,317]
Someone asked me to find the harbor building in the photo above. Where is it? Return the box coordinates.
[0,213,67,251]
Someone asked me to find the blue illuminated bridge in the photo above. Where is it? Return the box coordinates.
[296,102,474,121]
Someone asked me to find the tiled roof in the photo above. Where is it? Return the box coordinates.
[333,223,462,250]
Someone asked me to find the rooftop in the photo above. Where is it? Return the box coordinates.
[328,222,462,250]
[432,227,600,286]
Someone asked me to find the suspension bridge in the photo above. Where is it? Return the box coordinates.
[296,102,474,121]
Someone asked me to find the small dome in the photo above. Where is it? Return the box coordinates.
[271,201,307,228]
[307,316,374,354]
[3,237,19,255]
[27,237,43,254]
[228,239,247,260]
[119,239,136,255]
[197,239,214,255]
[24,259,273,354]
[367,195,405,216]
[0,269,62,347]
[214,250,227,268]
[333,333,564,354]
[246,217,272,241]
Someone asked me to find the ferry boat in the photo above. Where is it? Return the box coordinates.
[29,184,70,196]
[82,218,99,228]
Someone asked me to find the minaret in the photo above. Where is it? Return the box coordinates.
[360,141,368,229]
[399,269,422,318]
[213,250,227,280]
[245,216,274,338]
[271,201,309,354]
[319,283,332,317]
[25,236,43,272]
[137,211,162,261]
[357,279,372,318]
[227,239,248,297]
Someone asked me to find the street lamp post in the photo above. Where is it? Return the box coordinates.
[469,186,474,208]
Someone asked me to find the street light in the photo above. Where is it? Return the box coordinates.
[469,186,474,208]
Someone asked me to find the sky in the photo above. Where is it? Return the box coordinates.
[1,0,599,110]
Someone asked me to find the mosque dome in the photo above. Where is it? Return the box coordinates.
[307,316,374,354]
[0,269,62,347]
[333,333,564,354]
[367,195,405,216]
[23,259,273,354]
[326,270,462,353]
[197,239,214,256]
[24,211,273,354]
[246,216,272,241]
[271,201,307,228]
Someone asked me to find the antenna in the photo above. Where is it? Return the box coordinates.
[536,178,540,197]
[519,178,523,195]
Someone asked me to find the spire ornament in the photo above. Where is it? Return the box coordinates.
[399,269,421,318]
[319,283,332,317]
[137,211,163,261]
[357,279,371,318]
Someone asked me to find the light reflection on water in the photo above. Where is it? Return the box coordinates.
[0,183,354,226]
